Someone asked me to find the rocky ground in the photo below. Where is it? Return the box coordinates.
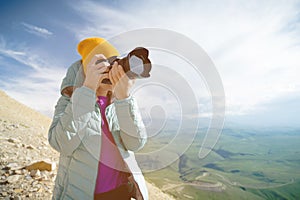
[0,90,175,200]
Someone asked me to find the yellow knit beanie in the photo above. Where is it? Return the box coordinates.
[77,37,119,74]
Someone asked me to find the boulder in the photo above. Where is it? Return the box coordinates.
[25,161,56,172]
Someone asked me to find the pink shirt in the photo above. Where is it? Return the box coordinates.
[94,96,129,194]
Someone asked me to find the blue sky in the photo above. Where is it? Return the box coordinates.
[0,0,299,128]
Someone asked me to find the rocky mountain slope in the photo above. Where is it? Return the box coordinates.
[0,90,175,200]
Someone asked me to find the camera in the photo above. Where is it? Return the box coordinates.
[96,47,152,84]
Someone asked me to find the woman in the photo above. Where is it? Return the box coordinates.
[48,37,148,200]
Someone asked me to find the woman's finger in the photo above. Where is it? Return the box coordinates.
[96,65,110,75]
[113,65,122,81]
[95,61,109,72]
[118,65,125,75]
[111,62,119,84]
[118,65,130,84]
[108,69,114,85]
[88,54,106,67]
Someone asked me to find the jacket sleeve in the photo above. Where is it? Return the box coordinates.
[48,86,97,156]
[114,96,147,152]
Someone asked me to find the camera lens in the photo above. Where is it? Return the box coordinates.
[129,55,144,76]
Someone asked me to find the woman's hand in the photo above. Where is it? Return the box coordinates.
[109,61,135,100]
[83,54,110,92]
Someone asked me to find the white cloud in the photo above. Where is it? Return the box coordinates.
[69,1,144,39]
[0,37,66,117]
[68,0,300,118]
[0,48,44,71]
[2,0,299,127]
[21,22,53,38]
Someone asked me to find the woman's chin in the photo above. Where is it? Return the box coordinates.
[96,84,113,96]
[100,84,113,91]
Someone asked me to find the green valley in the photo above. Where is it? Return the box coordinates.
[140,127,300,199]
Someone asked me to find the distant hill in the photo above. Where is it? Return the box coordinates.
[0,90,175,199]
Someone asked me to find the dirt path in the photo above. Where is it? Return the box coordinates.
[215,173,295,189]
